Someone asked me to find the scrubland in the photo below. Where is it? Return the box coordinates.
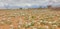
[0,8,60,29]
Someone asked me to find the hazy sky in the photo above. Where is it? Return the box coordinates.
[0,0,60,8]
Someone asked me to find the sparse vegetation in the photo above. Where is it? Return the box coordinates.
[0,9,60,29]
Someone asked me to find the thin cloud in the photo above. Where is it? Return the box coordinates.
[0,0,60,8]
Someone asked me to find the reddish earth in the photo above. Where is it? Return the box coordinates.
[0,9,60,29]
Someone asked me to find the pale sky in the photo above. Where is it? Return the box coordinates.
[0,0,60,8]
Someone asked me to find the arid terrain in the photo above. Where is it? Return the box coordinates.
[0,8,60,29]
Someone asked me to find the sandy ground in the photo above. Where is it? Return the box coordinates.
[0,9,60,29]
